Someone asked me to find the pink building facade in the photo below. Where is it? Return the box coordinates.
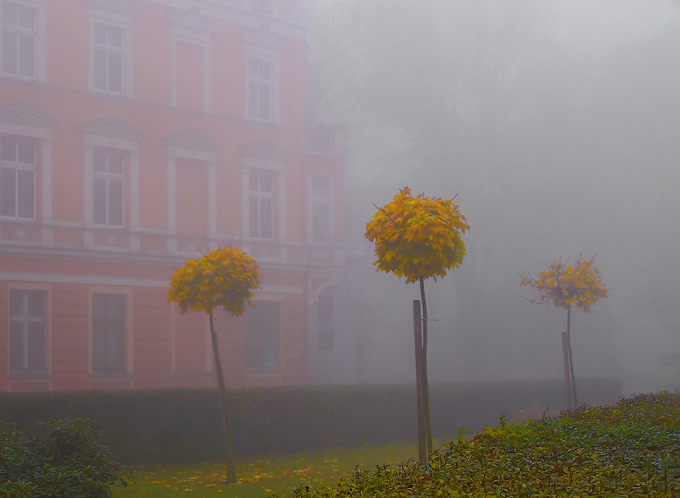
[0,0,347,391]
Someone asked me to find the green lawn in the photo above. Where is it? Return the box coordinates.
[113,440,427,498]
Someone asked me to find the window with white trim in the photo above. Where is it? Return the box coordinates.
[248,170,273,239]
[9,289,46,373]
[1,1,36,79]
[310,177,332,244]
[93,23,124,94]
[92,293,126,372]
[93,149,124,226]
[0,136,35,219]
[245,301,279,372]
[317,294,334,350]
[247,57,275,121]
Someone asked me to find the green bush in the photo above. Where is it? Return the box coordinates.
[0,379,621,465]
[0,418,128,498]
[280,392,680,497]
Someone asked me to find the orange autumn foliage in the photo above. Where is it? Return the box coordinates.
[519,255,608,313]
[365,187,469,283]
[167,247,261,316]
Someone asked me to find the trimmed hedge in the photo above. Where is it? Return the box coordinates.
[0,379,621,465]
[280,392,680,497]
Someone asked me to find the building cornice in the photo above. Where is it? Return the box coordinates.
[0,244,348,274]
[0,269,308,294]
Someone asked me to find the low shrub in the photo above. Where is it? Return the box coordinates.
[0,418,128,497]
[280,392,680,497]
[0,379,621,465]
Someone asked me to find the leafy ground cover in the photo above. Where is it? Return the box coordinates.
[113,440,424,497]
[282,392,680,497]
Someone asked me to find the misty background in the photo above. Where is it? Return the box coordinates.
[304,0,680,396]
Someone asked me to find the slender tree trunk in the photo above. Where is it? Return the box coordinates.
[209,311,236,484]
[413,300,427,465]
[419,277,433,457]
[561,331,573,411]
[566,306,578,408]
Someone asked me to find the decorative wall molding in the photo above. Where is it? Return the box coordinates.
[239,140,288,161]
[0,270,304,294]
[0,103,55,128]
[165,129,220,151]
[82,117,143,140]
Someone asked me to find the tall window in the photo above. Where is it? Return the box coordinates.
[248,170,273,239]
[93,23,123,94]
[93,149,124,226]
[92,293,126,372]
[10,289,46,373]
[1,137,35,219]
[245,301,279,371]
[317,294,334,351]
[247,58,274,121]
[310,177,331,243]
[1,1,35,79]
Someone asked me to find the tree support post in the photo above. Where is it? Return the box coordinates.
[413,300,427,465]
[561,331,573,411]
[209,312,236,484]
[566,306,577,408]
[419,278,433,457]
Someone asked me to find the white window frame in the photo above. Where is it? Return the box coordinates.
[89,286,133,375]
[0,136,35,220]
[0,0,45,82]
[246,55,278,123]
[241,150,286,243]
[241,26,284,124]
[8,285,49,376]
[244,300,280,372]
[88,1,136,98]
[0,104,54,237]
[82,118,141,248]
[308,176,333,244]
[92,22,125,94]
[92,148,124,227]
[248,170,274,240]
[316,292,334,350]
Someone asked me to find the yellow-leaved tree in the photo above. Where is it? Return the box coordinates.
[167,247,261,484]
[366,187,469,463]
[519,255,608,408]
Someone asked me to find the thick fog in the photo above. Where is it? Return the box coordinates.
[306,0,680,395]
